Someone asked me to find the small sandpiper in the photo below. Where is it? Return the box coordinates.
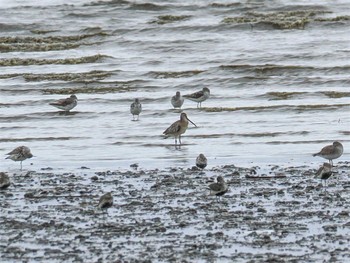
[163,112,196,146]
[5,146,33,170]
[0,172,10,189]
[171,91,184,109]
[130,98,142,121]
[98,192,113,213]
[313,141,343,166]
[183,87,210,108]
[49,94,78,112]
[315,163,333,187]
[196,153,207,169]
[209,176,228,201]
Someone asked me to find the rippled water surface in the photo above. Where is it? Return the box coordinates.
[0,0,349,171]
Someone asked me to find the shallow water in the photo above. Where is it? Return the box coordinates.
[1,0,349,172]
[1,3,349,261]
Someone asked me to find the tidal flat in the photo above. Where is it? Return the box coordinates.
[1,162,350,262]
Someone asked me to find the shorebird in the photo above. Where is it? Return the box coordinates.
[313,141,343,166]
[163,112,196,146]
[130,98,142,121]
[0,172,10,189]
[196,153,207,169]
[315,163,333,187]
[183,87,210,108]
[49,94,78,112]
[209,176,228,201]
[5,146,33,170]
[98,192,113,213]
[171,91,184,109]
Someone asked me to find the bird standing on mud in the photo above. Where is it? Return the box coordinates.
[49,94,78,113]
[315,162,333,187]
[130,98,142,121]
[209,176,228,201]
[0,172,10,189]
[163,112,196,146]
[196,153,207,169]
[313,141,343,166]
[98,192,113,213]
[5,146,33,170]
[183,87,210,108]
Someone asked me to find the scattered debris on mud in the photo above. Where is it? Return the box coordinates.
[1,162,350,262]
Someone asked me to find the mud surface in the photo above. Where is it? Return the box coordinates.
[1,163,350,262]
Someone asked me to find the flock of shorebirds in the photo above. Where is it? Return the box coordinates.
[1,87,345,209]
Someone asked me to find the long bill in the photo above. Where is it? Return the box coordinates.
[187,117,197,127]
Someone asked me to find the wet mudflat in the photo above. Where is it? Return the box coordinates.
[1,0,350,261]
[1,162,350,262]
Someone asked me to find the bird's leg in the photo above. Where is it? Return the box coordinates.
[179,135,182,145]
[324,181,328,191]
[20,161,23,171]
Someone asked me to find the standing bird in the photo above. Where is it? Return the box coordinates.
[315,163,333,187]
[0,172,10,189]
[183,87,210,108]
[98,192,113,213]
[209,176,228,201]
[5,146,33,170]
[130,98,142,121]
[196,153,207,169]
[313,141,343,166]
[49,94,78,112]
[163,112,196,146]
[171,91,184,109]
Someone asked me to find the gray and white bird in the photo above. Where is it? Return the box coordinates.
[130,98,142,121]
[315,163,333,186]
[196,153,207,169]
[0,172,10,189]
[209,176,228,201]
[98,192,113,213]
[49,94,78,112]
[5,146,33,170]
[171,91,184,109]
[313,141,343,166]
[183,87,210,108]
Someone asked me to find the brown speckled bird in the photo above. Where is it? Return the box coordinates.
[163,112,196,146]
[5,146,33,170]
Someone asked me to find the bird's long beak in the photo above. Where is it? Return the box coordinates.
[187,117,197,127]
